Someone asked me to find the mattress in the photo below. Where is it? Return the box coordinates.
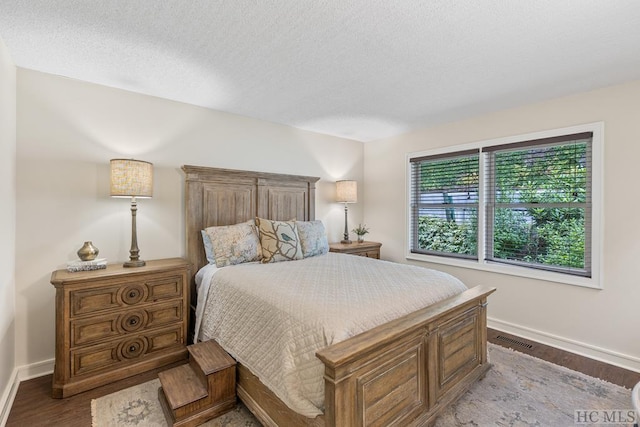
[196,252,467,417]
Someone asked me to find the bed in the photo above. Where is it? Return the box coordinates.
[182,165,495,427]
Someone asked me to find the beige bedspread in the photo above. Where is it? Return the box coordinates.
[198,252,467,417]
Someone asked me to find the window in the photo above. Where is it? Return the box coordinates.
[408,124,601,287]
[409,150,479,259]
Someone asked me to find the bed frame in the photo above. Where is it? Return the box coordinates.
[182,165,495,427]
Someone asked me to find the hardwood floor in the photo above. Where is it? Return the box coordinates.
[5,361,184,427]
[488,328,640,389]
[6,330,639,426]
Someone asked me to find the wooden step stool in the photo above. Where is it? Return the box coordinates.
[158,340,237,427]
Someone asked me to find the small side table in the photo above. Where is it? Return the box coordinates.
[329,241,381,259]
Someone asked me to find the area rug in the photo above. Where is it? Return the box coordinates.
[92,344,632,426]
[90,378,260,426]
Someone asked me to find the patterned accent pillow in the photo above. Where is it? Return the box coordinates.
[201,230,215,264]
[256,217,303,263]
[204,220,261,268]
[297,220,329,258]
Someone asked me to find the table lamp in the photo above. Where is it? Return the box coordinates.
[110,159,153,267]
[336,180,357,244]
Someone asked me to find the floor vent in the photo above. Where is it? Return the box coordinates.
[495,335,534,350]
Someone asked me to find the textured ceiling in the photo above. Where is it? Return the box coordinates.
[1,1,640,142]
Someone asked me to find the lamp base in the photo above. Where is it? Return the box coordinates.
[340,239,352,244]
[124,259,146,268]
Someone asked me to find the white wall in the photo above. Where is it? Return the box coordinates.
[364,80,640,371]
[15,69,364,368]
[0,36,17,422]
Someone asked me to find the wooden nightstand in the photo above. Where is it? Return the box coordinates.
[329,241,382,259]
[50,257,191,398]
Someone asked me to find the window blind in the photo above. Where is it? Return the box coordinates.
[410,149,479,259]
[484,132,592,276]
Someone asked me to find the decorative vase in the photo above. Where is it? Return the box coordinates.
[77,241,99,261]
[357,235,365,243]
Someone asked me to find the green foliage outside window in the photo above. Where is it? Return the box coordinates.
[417,215,477,256]
[492,144,587,269]
[492,209,585,269]
[416,141,588,271]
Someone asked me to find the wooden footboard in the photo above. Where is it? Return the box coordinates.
[316,285,495,427]
[237,285,495,427]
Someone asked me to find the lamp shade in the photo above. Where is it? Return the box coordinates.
[110,159,153,198]
[336,180,357,203]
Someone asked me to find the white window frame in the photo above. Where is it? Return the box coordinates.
[406,122,603,289]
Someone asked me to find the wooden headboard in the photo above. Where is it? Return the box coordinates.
[182,165,320,275]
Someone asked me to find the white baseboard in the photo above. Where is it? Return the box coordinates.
[488,317,640,374]
[16,358,54,382]
[0,359,54,427]
[0,368,18,427]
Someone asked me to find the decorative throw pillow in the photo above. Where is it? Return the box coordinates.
[256,217,303,263]
[297,220,329,258]
[201,230,215,264]
[204,220,261,268]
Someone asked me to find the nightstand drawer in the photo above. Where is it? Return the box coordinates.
[347,248,379,258]
[329,241,382,259]
[71,324,184,377]
[70,274,184,316]
[351,250,368,257]
[71,299,184,347]
[363,250,380,259]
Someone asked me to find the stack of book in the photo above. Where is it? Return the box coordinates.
[67,258,108,272]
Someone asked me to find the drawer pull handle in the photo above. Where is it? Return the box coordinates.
[119,311,146,332]
[118,337,148,360]
[121,286,145,305]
